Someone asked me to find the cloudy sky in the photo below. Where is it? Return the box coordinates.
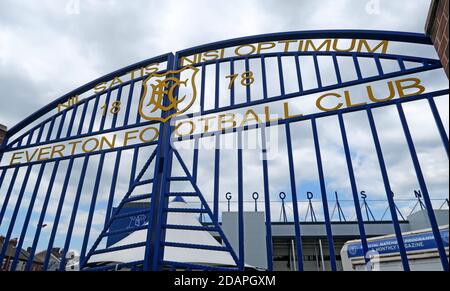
[0,0,434,128]
[0,0,449,265]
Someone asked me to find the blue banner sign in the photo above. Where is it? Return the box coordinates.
[347,229,449,258]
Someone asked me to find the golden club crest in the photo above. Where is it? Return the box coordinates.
[139,66,199,123]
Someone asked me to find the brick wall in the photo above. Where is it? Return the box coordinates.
[0,124,6,146]
[426,0,449,77]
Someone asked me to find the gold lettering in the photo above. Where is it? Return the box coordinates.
[37,146,52,161]
[68,141,83,155]
[305,39,332,52]
[240,109,261,127]
[82,138,100,153]
[284,103,303,119]
[50,145,65,159]
[139,127,159,143]
[395,78,425,98]
[357,40,389,54]
[94,82,107,93]
[124,130,139,146]
[219,114,237,131]
[257,42,276,54]
[175,121,196,137]
[278,40,298,52]
[199,116,216,133]
[345,91,367,108]
[316,93,343,112]
[110,77,123,88]
[332,39,357,52]
[100,135,117,150]
[25,149,39,162]
[265,106,282,123]
[235,44,256,57]
[367,82,396,103]
[10,152,24,165]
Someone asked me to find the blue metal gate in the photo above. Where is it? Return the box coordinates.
[0,30,448,271]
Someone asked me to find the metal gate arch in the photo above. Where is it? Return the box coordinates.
[0,30,448,272]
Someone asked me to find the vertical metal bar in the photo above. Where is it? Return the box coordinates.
[0,169,6,194]
[374,55,384,76]
[214,61,220,110]
[338,113,370,265]
[294,55,304,92]
[145,53,174,271]
[397,103,449,271]
[428,97,449,157]
[0,165,33,267]
[26,129,35,146]
[353,54,363,80]
[313,54,323,88]
[80,153,105,264]
[213,134,221,218]
[200,64,206,114]
[36,123,45,144]
[66,105,79,138]
[129,148,139,188]
[88,95,100,134]
[111,86,124,129]
[123,81,136,127]
[77,102,89,136]
[332,53,343,84]
[261,126,274,271]
[56,111,67,140]
[192,138,199,184]
[277,55,286,96]
[59,156,90,271]
[104,150,122,228]
[237,130,245,271]
[99,90,112,131]
[0,167,19,226]
[11,163,46,270]
[245,58,251,103]
[135,82,145,125]
[285,123,304,271]
[366,108,410,271]
[398,57,406,72]
[261,56,268,100]
[311,118,337,271]
[143,144,163,271]
[43,158,75,270]
[25,161,60,271]
[230,60,235,106]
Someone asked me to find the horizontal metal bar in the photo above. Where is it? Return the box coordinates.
[162,260,238,271]
[168,177,190,182]
[103,225,149,238]
[84,260,145,272]
[91,242,147,256]
[162,242,228,252]
[123,194,152,204]
[165,208,209,214]
[134,179,154,187]
[163,224,217,232]
[166,192,198,197]
[111,210,150,221]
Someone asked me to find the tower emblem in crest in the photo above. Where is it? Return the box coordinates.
[139,66,199,123]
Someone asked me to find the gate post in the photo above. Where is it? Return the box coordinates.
[426,0,449,77]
